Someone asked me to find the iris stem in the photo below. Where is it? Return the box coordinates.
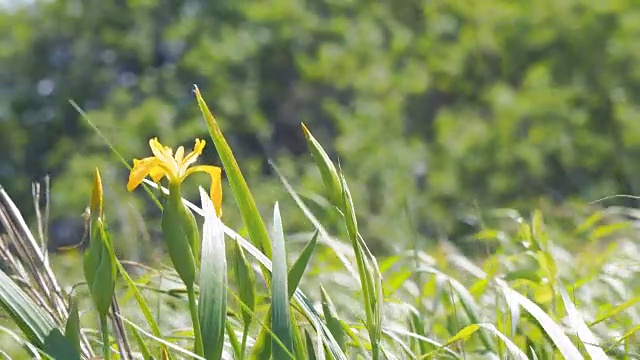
[100,315,111,360]
[240,325,249,360]
[187,285,204,356]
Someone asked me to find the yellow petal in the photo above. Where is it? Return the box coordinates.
[149,138,177,170]
[180,139,206,174]
[186,165,222,216]
[91,168,103,218]
[127,157,162,191]
[175,146,185,164]
[149,165,167,183]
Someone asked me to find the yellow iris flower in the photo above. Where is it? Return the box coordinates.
[127,137,222,216]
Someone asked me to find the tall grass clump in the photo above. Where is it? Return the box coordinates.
[0,87,637,359]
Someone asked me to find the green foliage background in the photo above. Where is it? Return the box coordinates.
[2,0,640,254]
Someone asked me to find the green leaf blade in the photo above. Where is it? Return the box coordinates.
[43,328,81,360]
[195,86,272,259]
[64,298,81,356]
[287,230,318,299]
[198,188,228,360]
[0,269,56,348]
[271,202,293,359]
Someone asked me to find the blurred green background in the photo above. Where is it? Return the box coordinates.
[2,0,640,258]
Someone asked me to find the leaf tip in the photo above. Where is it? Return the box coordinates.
[301,122,311,138]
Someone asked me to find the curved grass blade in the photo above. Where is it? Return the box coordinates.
[0,269,56,348]
[290,313,307,360]
[117,314,205,360]
[310,316,326,360]
[114,259,171,359]
[499,283,583,359]
[418,325,480,359]
[225,321,242,359]
[300,123,342,207]
[198,188,228,360]
[476,323,528,360]
[72,99,172,358]
[591,293,640,326]
[287,230,318,298]
[443,324,480,347]
[128,325,153,360]
[409,310,431,356]
[271,203,294,359]
[248,312,271,360]
[304,330,317,360]
[247,309,298,360]
[384,330,416,359]
[558,284,608,360]
[319,285,346,352]
[0,325,44,359]
[606,324,640,353]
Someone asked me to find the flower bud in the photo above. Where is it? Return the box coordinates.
[83,169,116,317]
[301,123,343,209]
[161,183,199,289]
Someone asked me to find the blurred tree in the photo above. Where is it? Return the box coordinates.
[1,0,640,253]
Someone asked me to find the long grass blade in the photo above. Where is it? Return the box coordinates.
[0,325,44,359]
[304,330,317,360]
[230,239,256,330]
[195,86,272,259]
[605,324,640,353]
[116,314,205,360]
[128,324,153,360]
[558,284,608,360]
[114,259,171,359]
[271,202,294,359]
[499,283,583,359]
[248,312,271,360]
[64,298,81,356]
[591,293,640,326]
[338,172,382,359]
[476,324,528,360]
[198,188,228,360]
[287,230,318,299]
[69,100,163,210]
[0,269,56,348]
[290,313,307,360]
[319,286,346,352]
[419,325,480,359]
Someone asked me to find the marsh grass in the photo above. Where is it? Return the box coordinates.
[0,89,638,359]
